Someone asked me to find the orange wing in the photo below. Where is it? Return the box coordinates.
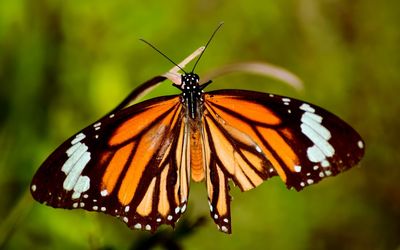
[31,95,191,232]
[202,89,364,233]
[201,95,277,233]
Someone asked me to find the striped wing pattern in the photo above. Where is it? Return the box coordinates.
[31,96,190,232]
[30,88,364,234]
[200,89,364,232]
[204,90,364,191]
[202,98,277,233]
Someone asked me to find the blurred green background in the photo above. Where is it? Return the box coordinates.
[1,0,399,249]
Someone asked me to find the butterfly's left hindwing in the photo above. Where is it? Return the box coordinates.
[204,89,364,191]
[31,95,190,232]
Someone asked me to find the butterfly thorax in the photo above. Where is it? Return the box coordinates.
[179,73,204,120]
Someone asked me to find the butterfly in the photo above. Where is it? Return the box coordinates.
[30,25,365,234]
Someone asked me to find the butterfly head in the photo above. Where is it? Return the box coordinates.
[181,73,200,89]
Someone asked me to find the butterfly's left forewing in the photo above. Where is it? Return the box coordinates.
[31,95,190,232]
[204,89,364,191]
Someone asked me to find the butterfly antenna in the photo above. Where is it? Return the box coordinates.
[191,22,224,73]
[140,39,187,74]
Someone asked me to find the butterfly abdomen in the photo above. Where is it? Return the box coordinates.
[190,125,205,182]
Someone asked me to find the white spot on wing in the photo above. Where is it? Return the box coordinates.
[66,142,82,157]
[303,111,323,123]
[307,145,326,163]
[71,191,81,199]
[63,152,91,191]
[294,165,302,172]
[221,226,228,232]
[73,176,90,193]
[31,185,37,192]
[321,160,330,168]
[300,103,315,113]
[101,189,108,197]
[299,103,337,171]
[301,113,330,140]
[358,140,364,149]
[71,133,86,145]
[62,143,88,174]
[301,123,334,157]
[181,204,187,213]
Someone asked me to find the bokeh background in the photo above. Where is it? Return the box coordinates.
[1,0,399,249]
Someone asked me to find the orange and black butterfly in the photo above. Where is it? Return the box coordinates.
[30,25,364,234]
